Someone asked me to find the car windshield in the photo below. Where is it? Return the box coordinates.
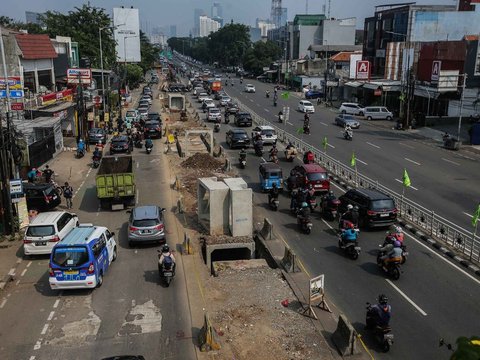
[52,246,89,267]
[126,111,136,117]
[234,133,248,139]
[44,186,56,196]
[304,102,313,106]
[265,171,281,178]
[133,219,159,227]
[26,225,55,237]
[370,199,395,211]
[307,172,327,181]
[210,109,220,114]
[112,139,126,144]
[343,115,355,120]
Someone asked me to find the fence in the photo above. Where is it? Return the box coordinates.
[231,96,480,265]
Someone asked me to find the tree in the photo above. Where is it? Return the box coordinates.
[207,24,250,66]
[123,64,143,89]
[243,40,282,75]
[138,31,159,73]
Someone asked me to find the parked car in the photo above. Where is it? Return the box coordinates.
[338,188,397,228]
[305,90,323,99]
[339,102,364,115]
[334,114,360,129]
[23,183,62,211]
[251,125,277,145]
[286,164,330,194]
[110,135,132,155]
[226,102,240,115]
[144,120,162,139]
[24,211,79,256]
[244,84,256,93]
[362,106,394,120]
[226,129,251,149]
[234,112,253,127]
[207,108,222,122]
[298,100,315,113]
[128,205,166,247]
[219,96,231,107]
[88,128,107,144]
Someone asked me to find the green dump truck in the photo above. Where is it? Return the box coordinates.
[96,155,135,210]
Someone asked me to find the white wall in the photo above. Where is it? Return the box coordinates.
[323,18,356,46]
[114,7,141,63]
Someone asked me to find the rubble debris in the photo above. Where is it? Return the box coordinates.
[181,152,223,171]
[201,234,254,245]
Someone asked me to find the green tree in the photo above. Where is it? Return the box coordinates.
[0,16,45,34]
[207,23,250,66]
[123,63,144,88]
[138,30,159,73]
[243,40,282,75]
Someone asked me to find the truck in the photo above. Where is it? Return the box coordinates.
[96,155,136,210]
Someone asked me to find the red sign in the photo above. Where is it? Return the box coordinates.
[40,89,73,106]
[10,102,24,111]
[93,95,102,104]
[356,60,370,80]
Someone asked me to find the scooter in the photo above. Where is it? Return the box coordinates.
[365,303,394,352]
[307,195,317,212]
[76,148,85,159]
[284,147,297,161]
[338,235,361,260]
[266,91,270,98]
[297,215,313,234]
[269,152,279,164]
[146,145,153,154]
[269,196,279,211]
[254,143,264,157]
[321,198,341,220]
[134,139,143,148]
[157,250,175,287]
[224,115,230,124]
[377,247,402,280]
[383,234,408,264]
[92,156,101,168]
[344,129,353,141]
[214,123,220,132]
[239,155,246,169]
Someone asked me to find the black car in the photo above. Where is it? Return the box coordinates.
[144,120,162,138]
[226,102,239,115]
[88,128,107,144]
[110,135,133,155]
[23,183,62,211]
[147,112,162,123]
[305,90,324,99]
[226,129,251,149]
[338,188,397,229]
[234,112,252,127]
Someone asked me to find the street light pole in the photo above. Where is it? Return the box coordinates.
[99,27,106,120]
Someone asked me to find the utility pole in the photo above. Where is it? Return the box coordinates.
[456,73,467,142]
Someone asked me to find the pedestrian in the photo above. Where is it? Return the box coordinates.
[63,182,74,209]
[43,164,54,183]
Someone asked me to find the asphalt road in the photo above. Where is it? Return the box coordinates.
[183,82,480,360]
[0,89,197,360]
[222,79,480,232]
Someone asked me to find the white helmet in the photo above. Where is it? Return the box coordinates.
[347,204,353,210]
[395,225,403,233]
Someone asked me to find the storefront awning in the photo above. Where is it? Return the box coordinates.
[345,81,364,88]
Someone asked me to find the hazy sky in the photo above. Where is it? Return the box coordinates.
[4,0,458,35]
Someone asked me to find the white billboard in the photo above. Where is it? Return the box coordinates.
[113,7,141,63]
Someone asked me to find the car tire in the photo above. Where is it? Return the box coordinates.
[97,272,103,287]
[112,247,117,261]
[386,116,392,121]
[367,116,373,121]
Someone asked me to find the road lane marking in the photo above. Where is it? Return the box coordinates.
[287,122,293,126]
[356,158,368,165]
[26,261,32,268]
[463,212,473,218]
[405,157,421,166]
[249,99,253,102]
[394,178,418,190]
[264,108,270,112]
[320,122,328,126]
[53,299,60,308]
[442,158,460,166]
[321,219,333,229]
[0,298,7,308]
[8,268,15,276]
[327,143,335,149]
[366,142,380,149]
[20,269,27,277]
[40,324,49,335]
[136,189,139,205]
[47,311,55,321]
[34,340,41,350]
[386,279,428,316]
[136,162,139,169]
[399,142,415,149]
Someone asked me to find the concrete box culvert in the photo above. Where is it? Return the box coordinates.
[205,242,255,274]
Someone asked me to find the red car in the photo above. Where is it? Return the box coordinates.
[287,164,330,194]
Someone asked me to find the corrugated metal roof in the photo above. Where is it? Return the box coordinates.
[15,34,57,60]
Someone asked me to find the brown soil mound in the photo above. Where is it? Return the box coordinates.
[181,152,223,171]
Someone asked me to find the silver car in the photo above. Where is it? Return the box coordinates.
[334,114,360,129]
[128,205,166,247]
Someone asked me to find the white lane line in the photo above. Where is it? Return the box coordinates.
[321,218,333,229]
[386,279,428,316]
[327,143,335,149]
[249,99,254,102]
[136,189,139,205]
[29,356,36,360]
[20,269,27,277]
[8,268,15,276]
[0,299,7,308]
[394,178,419,190]
[40,324,49,335]
[319,122,328,126]
[136,162,139,169]
[264,108,270,112]
[442,158,460,166]
[405,157,421,166]
[366,142,380,149]
[463,212,473,218]
[53,299,60,309]
[356,158,368,166]
[287,122,293,126]
[26,261,32,268]
[47,311,55,321]
[399,142,415,149]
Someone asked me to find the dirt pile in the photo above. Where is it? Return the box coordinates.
[181,152,223,171]
[201,235,253,245]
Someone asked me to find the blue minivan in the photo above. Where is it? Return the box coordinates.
[49,225,117,290]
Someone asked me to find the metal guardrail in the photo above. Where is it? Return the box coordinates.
[231,96,480,265]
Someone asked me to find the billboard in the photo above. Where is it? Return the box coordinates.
[114,7,141,63]
[355,61,370,80]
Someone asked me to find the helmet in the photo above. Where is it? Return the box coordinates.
[348,222,354,229]
[395,225,403,233]
[347,204,353,210]
[378,294,388,305]
[328,190,334,196]
[162,244,170,253]
[301,202,308,208]
[393,240,402,248]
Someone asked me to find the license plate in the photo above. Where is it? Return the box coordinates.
[142,230,151,234]
[237,140,244,143]
[164,272,173,277]
[36,242,47,246]
[64,270,79,275]
[380,213,389,217]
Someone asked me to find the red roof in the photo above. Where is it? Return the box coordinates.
[464,35,479,41]
[330,51,357,62]
[15,34,57,60]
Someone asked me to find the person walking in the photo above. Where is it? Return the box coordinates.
[63,182,74,209]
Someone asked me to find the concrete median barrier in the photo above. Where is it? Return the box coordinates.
[331,314,360,356]
[280,246,298,273]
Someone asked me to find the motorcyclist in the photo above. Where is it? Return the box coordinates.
[303,150,314,164]
[92,147,102,160]
[239,147,247,161]
[297,202,310,223]
[340,204,354,229]
[145,136,153,149]
[278,111,284,123]
[322,190,336,211]
[224,111,230,123]
[367,294,392,329]
[344,124,353,139]
[304,113,310,123]
[77,139,85,157]
[341,222,358,244]
[268,182,279,205]
[266,90,270,98]
[385,225,404,245]
[27,167,38,183]
[351,205,360,228]
[42,165,54,183]
[379,240,403,267]
[240,76,243,84]
[254,137,263,154]
[273,93,278,106]
[269,144,278,161]
[159,244,176,274]
[296,187,307,211]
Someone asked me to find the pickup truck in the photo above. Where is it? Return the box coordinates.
[96,155,136,210]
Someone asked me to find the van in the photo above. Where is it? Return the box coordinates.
[362,106,393,120]
[287,164,330,194]
[49,225,117,290]
[24,211,79,256]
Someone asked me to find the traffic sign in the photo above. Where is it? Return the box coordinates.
[355,60,370,80]
[0,90,24,98]
[67,68,92,85]
[431,60,441,81]
[11,103,24,111]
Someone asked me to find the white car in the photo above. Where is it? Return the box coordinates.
[207,108,222,122]
[244,84,256,93]
[140,95,152,105]
[298,100,315,113]
[198,92,209,102]
[219,96,231,107]
[339,102,364,115]
[202,98,215,112]
[251,125,277,145]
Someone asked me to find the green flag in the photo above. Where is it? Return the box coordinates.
[350,152,356,167]
[281,92,290,100]
[296,127,304,134]
[322,136,328,150]
[403,168,411,187]
[472,203,480,227]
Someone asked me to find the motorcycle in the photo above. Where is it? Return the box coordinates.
[303,125,310,135]
[307,195,317,212]
[76,148,85,159]
[266,91,270,98]
[134,139,143,148]
[254,143,264,157]
[321,197,341,220]
[239,155,246,169]
[224,115,230,124]
[269,152,279,164]
[297,215,313,234]
[285,147,297,162]
[303,152,315,164]
[273,100,277,107]
[338,235,361,260]
[344,129,353,141]
[92,156,101,169]
[269,196,279,211]
[157,250,175,287]
[383,233,408,264]
[146,145,153,154]
[377,246,402,280]
[365,303,394,352]
[214,123,220,132]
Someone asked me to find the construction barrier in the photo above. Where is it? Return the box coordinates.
[280,246,298,273]
[198,312,221,352]
[259,218,273,240]
[183,232,193,255]
[331,314,360,356]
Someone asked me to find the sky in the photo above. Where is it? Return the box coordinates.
[4,0,458,36]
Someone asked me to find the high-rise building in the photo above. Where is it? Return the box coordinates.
[212,16,224,27]
[170,25,177,38]
[25,11,44,26]
[256,19,276,37]
[199,15,221,37]
[280,8,288,26]
[193,8,205,37]
[211,2,223,18]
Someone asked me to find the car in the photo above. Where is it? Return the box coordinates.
[298,100,315,113]
[244,84,256,93]
[362,106,394,120]
[338,188,397,228]
[147,112,162,123]
[207,108,222,122]
[219,96,231,107]
[137,106,149,119]
[110,135,132,155]
[144,120,162,139]
[286,164,330,194]
[128,205,166,247]
[214,91,226,100]
[193,86,204,96]
[143,89,153,97]
[305,90,324,99]
[334,114,360,129]
[23,183,62,211]
[339,102,364,115]
[23,211,79,256]
[197,92,209,102]
[140,96,152,105]
[125,109,139,124]
[226,129,251,149]
[251,125,277,145]
[202,98,215,112]
[138,100,150,109]
[226,102,240,115]
[234,112,252,127]
[88,128,107,144]
[142,86,151,94]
